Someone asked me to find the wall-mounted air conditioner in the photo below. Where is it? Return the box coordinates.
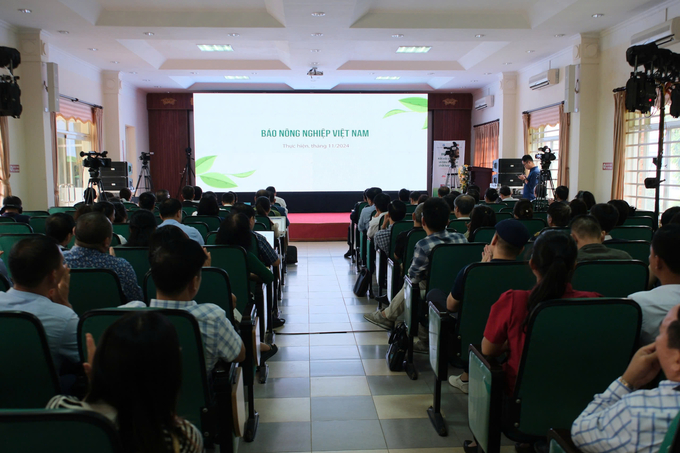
[631,17,680,48]
[529,69,559,90]
[474,95,494,110]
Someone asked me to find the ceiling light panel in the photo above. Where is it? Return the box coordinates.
[396,46,431,53]
[224,76,249,80]
[197,44,233,52]
[376,76,400,80]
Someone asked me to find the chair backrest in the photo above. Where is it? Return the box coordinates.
[0,409,123,452]
[447,218,469,234]
[511,298,640,437]
[495,212,513,221]
[0,312,60,408]
[455,262,535,367]
[0,223,33,235]
[606,240,651,265]
[634,210,655,218]
[187,215,222,232]
[154,214,162,225]
[22,210,50,217]
[112,223,130,240]
[182,206,198,215]
[427,243,486,293]
[659,410,680,453]
[471,226,496,244]
[255,215,272,230]
[206,231,218,245]
[112,246,149,286]
[28,216,49,234]
[253,222,267,232]
[389,221,415,258]
[403,229,427,270]
[500,207,514,213]
[487,203,508,213]
[405,204,417,214]
[518,219,547,235]
[0,217,15,223]
[572,260,648,297]
[48,207,76,215]
[204,245,251,313]
[532,211,548,223]
[78,308,212,434]
[182,221,209,241]
[0,233,41,276]
[0,274,10,291]
[610,226,653,241]
[69,269,126,315]
[624,216,655,228]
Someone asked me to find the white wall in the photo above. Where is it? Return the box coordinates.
[119,81,149,183]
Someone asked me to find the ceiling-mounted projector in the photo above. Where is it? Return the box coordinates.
[307,67,323,77]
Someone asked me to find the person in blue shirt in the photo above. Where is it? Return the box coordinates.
[157,198,205,246]
[519,155,540,200]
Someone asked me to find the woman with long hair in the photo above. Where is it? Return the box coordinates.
[126,209,157,247]
[47,311,203,453]
[466,206,496,241]
[513,199,534,220]
[196,195,222,219]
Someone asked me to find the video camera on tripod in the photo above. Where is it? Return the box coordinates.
[535,146,556,170]
[139,151,153,164]
[443,142,460,165]
[0,46,22,118]
[80,151,111,178]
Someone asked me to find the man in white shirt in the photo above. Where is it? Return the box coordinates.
[628,224,680,345]
[367,193,390,239]
[266,186,287,210]
[453,195,474,220]
[157,198,205,245]
[498,186,518,202]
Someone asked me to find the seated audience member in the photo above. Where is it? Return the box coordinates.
[607,199,631,227]
[454,195,475,220]
[546,201,571,228]
[576,190,597,210]
[417,193,429,204]
[48,311,203,453]
[409,191,420,205]
[438,186,451,198]
[554,185,569,203]
[571,304,680,453]
[519,155,540,201]
[672,213,680,225]
[45,213,76,252]
[467,189,480,204]
[513,199,534,220]
[358,187,382,233]
[157,199,205,246]
[0,236,77,372]
[266,186,287,210]
[394,203,425,262]
[570,215,632,262]
[123,238,246,371]
[498,185,518,202]
[534,184,547,200]
[255,196,280,239]
[74,204,93,221]
[255,189,281,216]
[65,212,143,302]
[148,225,189,253]
[467,184,481,195]
[590,203,620,241]
[661,206,680,227]
[155,189,170,204]
[345,190,369,258]
[138,191,156,211]
[569,199,588,219]
[97,192,113,202]
[628,224,680,345]
[230,203,281,269]
[466,206,496,241]
[364,198,467,350]
[192,186,203,202]
[374,200,407,255]
[196,195,222,220]
[112,202,127,224]
[443,219,531,392]
[222,191,236,207]
[398,188,410,203]
[203,191,216,200]
[180,185,195,207]
[442,193,456,211]
[0,196,30,224]
[125,210,157,247]
[93,201,127,245]
[484,188,499,204]
[83,187,97,205]
[118,187,132,202]
[368,193,391,239]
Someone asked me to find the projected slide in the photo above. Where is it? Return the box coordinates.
[193,93,428,192]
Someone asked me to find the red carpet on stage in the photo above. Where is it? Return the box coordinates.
[287,213,350,241]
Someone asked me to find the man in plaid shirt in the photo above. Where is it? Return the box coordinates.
[373,200,407,255]
[571,303,680,453]
[365,197,466,351]
[123,238,245,371]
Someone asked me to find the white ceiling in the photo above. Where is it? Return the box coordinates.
[0,0,670,92]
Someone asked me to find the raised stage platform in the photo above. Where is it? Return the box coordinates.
[287,213,350,241]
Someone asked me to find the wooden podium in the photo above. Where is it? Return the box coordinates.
[468,167,493,194]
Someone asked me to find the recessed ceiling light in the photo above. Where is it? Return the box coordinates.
[226,33,240,37]
[592,13,604,18]
[526,50,535,53]
[483,72,492,75]
[224,75,249,80]
[58,30,69,34]
[144,32,154,36]
[251,72,257,75]
[471,80,478,82]
[310,49,321,53]
[503,62,512,65]
[555,34,565,37]
[142,79,150,81]
[396,46,431,53]
[392,34,404,38]
[197,44,233,52]
[370,72,375,75]
[88,48,98,51]
[190,72,198,75]
[18,9,31,13]
[376,76,400,80]
[311,12,325,17]
[311,33,324,37]
[111,61,119,64]
[154,86,161,88]
[475,34,484,38]
[427,72,435,75]
[130,72,138,75]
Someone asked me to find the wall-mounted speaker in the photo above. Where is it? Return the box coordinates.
[46,62,59,113]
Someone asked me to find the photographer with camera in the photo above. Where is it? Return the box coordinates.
[518,155,540,201]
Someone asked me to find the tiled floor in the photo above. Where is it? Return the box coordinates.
[238,241,509,453]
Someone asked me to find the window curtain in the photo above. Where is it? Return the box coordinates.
[92,107,103,153]
[558,104,570,186]
[611,91,627,200]
[522,113,530,156]
[473,121,499,168]
[50,112,60,205]
[0,117,12,197]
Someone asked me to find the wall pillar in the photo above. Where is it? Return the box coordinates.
[102,71,123,161]
[499,72,518,157]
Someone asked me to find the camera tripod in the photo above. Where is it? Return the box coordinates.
[134,161,153,196]
[85,169,103,202]
[445,158,461,189]
[177,147,195,198]
[534,167,555,212]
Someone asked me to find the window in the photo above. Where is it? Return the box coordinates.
[528,123,560,195]
[624,108,680,212]
[55,115,93,206]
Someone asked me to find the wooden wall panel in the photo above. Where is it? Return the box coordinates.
[147,109,190,198]
[147,93,193,110]
[429,93,473,110]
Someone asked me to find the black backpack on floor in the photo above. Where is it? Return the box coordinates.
[286,245,297,264]
[386,322,408,371]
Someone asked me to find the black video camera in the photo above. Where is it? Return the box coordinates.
[535,146,556,170]
[443,142,460,160]
[140,151,153,163]
[81,151,111,171]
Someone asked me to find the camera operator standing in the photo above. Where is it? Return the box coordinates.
[518,155,540,201]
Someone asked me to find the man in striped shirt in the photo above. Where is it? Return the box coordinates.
[571,303,680,453]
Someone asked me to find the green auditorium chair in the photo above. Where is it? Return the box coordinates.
[28,216,49,234]
[0,312,61,408]
[533,211,548,223]
[468,298,640,453]
[403,242,485,379]
[572,260,648,297]
[182,206,198,215]
[48,207,77,215]
[112,223,130,241]
[78,308,249,449]
[376,220,414,305]
[387,228,426,304]
[0,233,41,276]
[207,231,218,245]
[623,216,655,228]
[352,202,368,264]
[487,203,508,213]
[182,221,209,241]
[634,210,655,218]
[68,269,126,316]
[0,217,15,223]
[109,234,121,247]
[186,215,222,232]
[253,222,267,232]
[495,213,513,221]
[471,226,496,243]
[112,246,149,286]
[0,274,10,291]
[22,210,50,217]
[427,262,535,435]
[0,409,123,452]
[447,219,469,234]
[610,226,653,241]
[255,215,272,230]
[518,219,547,236]
[0,223,33,235]
[500,207,514,214]
[606,240,650,265]
[123,202,138,211]
[154,214,162,225]
[405,204,417,214]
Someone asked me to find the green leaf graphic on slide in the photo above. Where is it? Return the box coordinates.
[383,109,407,118]
[231,170,256,178]
[199,173,238,188]
[195,155,217,174]
[398,97,428,113]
